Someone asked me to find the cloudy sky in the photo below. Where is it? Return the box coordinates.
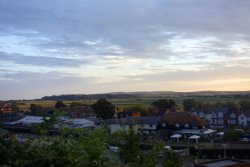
[1,0,250,100]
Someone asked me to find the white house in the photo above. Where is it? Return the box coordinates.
[192,107,237,127]
[238,113,250,127]
[210,111,224,126]
[228,112,237,125]
[217,111,224,125]
[204,113,212,124]
[105,116,160,133]
[192,110,212,125]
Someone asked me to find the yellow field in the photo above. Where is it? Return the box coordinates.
[16,100,95,111]
[16,98,149,112]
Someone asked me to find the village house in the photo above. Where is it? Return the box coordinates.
[192,107,238,127]
[192,109,213,124]
[228,111,238,126]
[0,103,13,114]
[238,112,250,127]
[105,116,160,133]
[158,112,208,131]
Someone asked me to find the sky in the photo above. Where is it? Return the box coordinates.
[1,0,250,100]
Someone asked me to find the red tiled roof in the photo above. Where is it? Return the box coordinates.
[161,111,208,127]
[0,103,13,114]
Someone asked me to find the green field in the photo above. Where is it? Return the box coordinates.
[16,96,250,112]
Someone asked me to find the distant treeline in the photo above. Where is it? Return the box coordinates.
[40,91,250,101]
[190,94,250,98]
[41,93,138,101]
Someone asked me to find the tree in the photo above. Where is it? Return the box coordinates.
[108,129,182,167]
[162,150,183,167]
[31,115,58,134]
[119,128,140,164]
[0,127,183,167]
[0,128,119,167]
[54,101,67,109]
[151,99,176,110]
[29,104,46,116]
[93,99,115,120]
[10,101,20,112]
[239,100,250,111]
[183,99,197,111]
[128,105,149,116]
[223,129,243,141]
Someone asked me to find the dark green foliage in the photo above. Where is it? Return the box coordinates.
[31,115,58,134]
[42,94,136,101]
[151,99,176,110]
[29,104,46,116]
[54,101,67,109]
[223,129,243,141]
[162,150,183,167]
[0,127,183,167]
[109,129,182,167]
[0,128,118,167]
[183,99,197,111]
[118,129,140,163]
[10,101,20,112]
[239,100,250,111]
[93,99,115,120]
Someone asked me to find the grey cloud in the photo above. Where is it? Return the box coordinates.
[1,0,250,60]
[0,52,89,67]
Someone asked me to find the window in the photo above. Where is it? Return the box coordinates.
[231,113,235,118]
[184,124,189,128]
[218,119,223,124]
[162,123,166,127]
[175,123,180,127]
[200,112,204,118]
[218,112,223,118]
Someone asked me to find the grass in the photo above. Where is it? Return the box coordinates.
[16,96,250,112]
[17,100,94,111]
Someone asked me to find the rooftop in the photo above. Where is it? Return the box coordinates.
[197,158,249,167]
[161,112,208,127]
